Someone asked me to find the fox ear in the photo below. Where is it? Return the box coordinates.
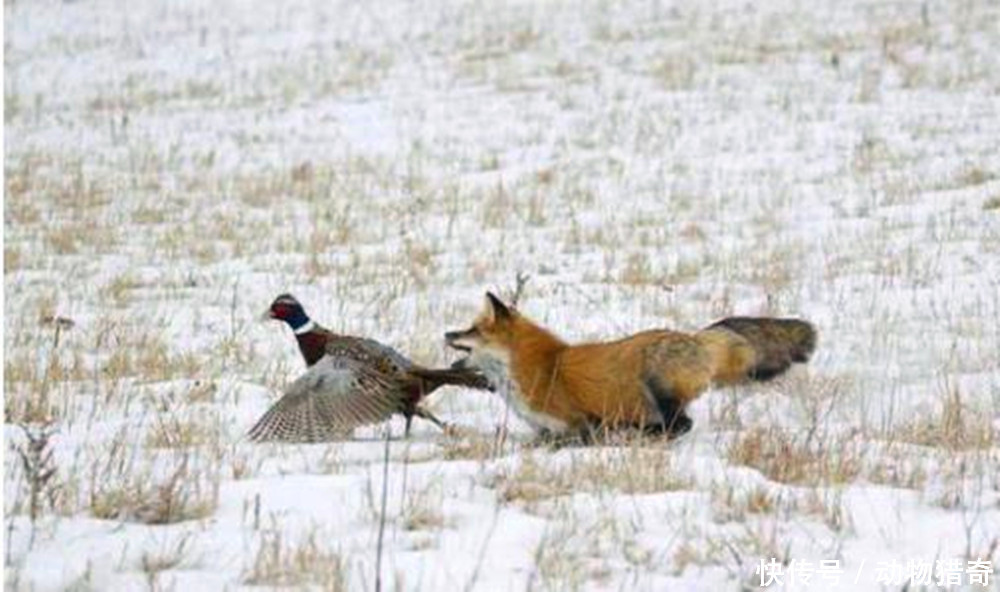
[485,291,512,322]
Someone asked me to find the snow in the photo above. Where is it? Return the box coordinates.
[5,0,999,589]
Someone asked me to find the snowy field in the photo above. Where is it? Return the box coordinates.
[4,0,1000,589]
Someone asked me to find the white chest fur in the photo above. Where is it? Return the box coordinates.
[468,349,569,434]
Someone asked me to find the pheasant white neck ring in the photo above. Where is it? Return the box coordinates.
[293,320,316,335]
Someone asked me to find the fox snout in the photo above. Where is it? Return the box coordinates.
[445,328,479,352]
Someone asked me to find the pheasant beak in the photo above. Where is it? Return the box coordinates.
[260,308,277,322]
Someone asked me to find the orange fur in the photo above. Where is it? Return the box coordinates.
[447,293,816,436]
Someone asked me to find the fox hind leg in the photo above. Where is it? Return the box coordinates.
[531,427,591,449]
[643,376,693,438]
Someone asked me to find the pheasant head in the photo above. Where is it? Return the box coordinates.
[266,293,313,334]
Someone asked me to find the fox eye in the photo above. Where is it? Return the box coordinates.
[456,327,480,339]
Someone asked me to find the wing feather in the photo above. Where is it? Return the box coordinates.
[324,336,414,374]
[248,355,407,443]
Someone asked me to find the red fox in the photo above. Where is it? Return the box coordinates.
[445,293,816,439]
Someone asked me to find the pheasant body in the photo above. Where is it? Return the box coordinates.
[249,294,488,443]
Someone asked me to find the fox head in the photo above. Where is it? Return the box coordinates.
[446,291,567,377]
[445,292,517,363]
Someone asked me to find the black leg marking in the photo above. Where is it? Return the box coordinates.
[578,421,601,445]
[529,428,557,448]
[644,376,694,438]
[748,362,789,382]
[531,428,589,449]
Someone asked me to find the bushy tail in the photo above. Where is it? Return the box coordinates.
[700,317,817,384]
[408,366,492,393]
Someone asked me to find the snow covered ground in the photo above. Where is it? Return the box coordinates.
[4,0,999,589]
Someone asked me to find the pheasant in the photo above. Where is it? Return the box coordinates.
[248,293,489,442]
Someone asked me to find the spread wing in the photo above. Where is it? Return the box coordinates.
[248,355,407,443]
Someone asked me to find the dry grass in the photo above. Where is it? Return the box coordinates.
[438,431,500,462]
[726,427,864,487]
[139,534,196,590]
[864,450,929,490]
[402,485,446,532]
[489,448,690,506]
[100,334,201,383]
[100,273,141,308]
[3,328,87,424]
[89,453,218,524]
[711,483,780,523]
[711,479,851,534]
[529,523,590,591]
[9,425,61,521]
[650,53,698,90]
[243,530,347,590]
[891,385,996,451]
[144,415,219,450]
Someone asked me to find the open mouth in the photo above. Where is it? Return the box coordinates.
[444,330,473,352]
[445,338,471,353]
